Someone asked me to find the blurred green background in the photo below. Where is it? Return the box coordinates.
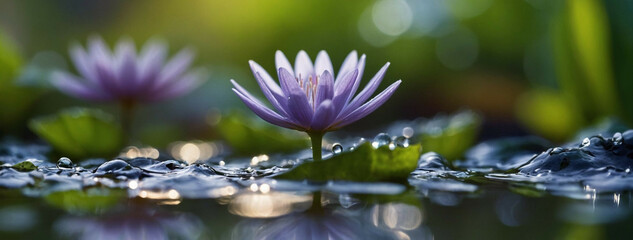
[0,0,631,149]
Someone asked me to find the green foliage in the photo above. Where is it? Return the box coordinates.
[516,90,583,142]
[44,188,126,214]
[11,161,37,172]
[416,111,481,161]
[519,0,632,141]
[217,112,308,155]
[0,30,42,134]
[276,142,421,183]
[29,108,124,160]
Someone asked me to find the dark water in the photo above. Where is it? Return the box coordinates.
[2,130,633,239]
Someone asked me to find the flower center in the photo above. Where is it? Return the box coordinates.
[297,74,319,110]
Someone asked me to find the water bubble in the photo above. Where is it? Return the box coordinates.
[550,147,563,154]
[393,136,409,148]
[56,157,73,169]
[613,132,623,145]
[402,127,414,138]
[372,133,392,148]
[332,143,344,154]
[581,138,591,148]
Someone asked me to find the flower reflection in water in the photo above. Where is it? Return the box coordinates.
[54,207,205,240]
[230,191,431,240]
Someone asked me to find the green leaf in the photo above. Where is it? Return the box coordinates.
[11,161,37,172]
[276,142,421,183]
[44,188,126,214]
[0,29,43,133]
[515,89,583,142]
[217,112,308,155]
[29,108,124,160]
[417,110,481,161]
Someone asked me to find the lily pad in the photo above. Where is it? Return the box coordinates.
[29,108,123,160]
[276,142,421,183]
[44,188,126,214]
[11,160,37,172]
[217,112,308,155]
[415,110,481,162]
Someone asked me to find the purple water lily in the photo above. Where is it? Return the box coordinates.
[52,36,202,104]
[231,50,401,162]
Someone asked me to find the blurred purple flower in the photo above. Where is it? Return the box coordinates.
[52,36,203,103]
[231,50,401,133]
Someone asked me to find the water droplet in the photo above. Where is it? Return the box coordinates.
[56,157,73,169]
[372,133,392,148]
[402,127,414,138]
[581,138,591,148]
[332,143,343,154]
[613,132,623,145]
[393,136,409,148]
[550,147,563,154]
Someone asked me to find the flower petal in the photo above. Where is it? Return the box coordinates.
[94,61,120,96]
[310,99,336,131]
[249,60,283,96]
[145,71,203,102]
[251,73,290,117]
[278,67,306,102]
[114,39,138,94]
[331,69,359,115]
[331,80,401,129]
[315,50,334,76]
[287,90,314,127]
[314,70,334,107]
[154,47,195,90]
[232,88,299,130]
[275,50,294,76]
[51,71,111,101]
[87,36,113,65]
[340,62,390,117]
[336,51,358,83]
[69,44,98,84]
[231,79,266,106]
[347,54,366,102]
[137,39,167,87]
[294,50,314,80]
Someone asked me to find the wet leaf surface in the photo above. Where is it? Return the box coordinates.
[275,142,422,182]
[28,108,123,160]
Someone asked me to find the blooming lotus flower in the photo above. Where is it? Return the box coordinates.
[231,50,401,165]
[52,36,202,103]
[232,50,401,133]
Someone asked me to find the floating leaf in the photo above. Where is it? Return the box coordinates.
[44,188,126,214]
[276,142,421,183]
[416,110,481,161]
[29,108,123,160]
[11,160,37,172]
[217,112,308,155]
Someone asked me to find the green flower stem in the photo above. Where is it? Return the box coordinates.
[120,100,136,144]
[308,132,324,162]
[307,132,324,213]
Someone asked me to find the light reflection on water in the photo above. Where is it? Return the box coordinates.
[228,191,312,218]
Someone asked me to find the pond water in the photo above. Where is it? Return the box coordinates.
[2,130,633,239]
